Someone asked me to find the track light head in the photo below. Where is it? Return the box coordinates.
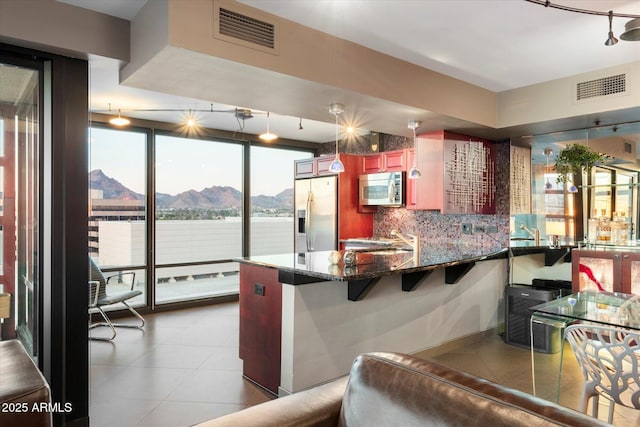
[605,11,618,46]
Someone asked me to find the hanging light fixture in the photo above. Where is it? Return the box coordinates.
[605,11,618,46]
[544,148,553,190]
[109,109,130,126]
[621,17,640,41]
[328,103,345,174]
[259,112,278,142]
[407,120,422,179]
[524,1,640,45]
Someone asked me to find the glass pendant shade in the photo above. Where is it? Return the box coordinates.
[543,148,552,190]
[329,103,345,174]
[328,155,345,173]
[408,166,422,179]
[408,120,422,179]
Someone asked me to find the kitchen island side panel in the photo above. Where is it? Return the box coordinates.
[279,258,507,394]
[239,264,282,394]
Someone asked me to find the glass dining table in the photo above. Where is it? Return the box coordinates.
[529,290,640,401]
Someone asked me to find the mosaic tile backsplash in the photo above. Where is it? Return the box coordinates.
[320,132,511,247]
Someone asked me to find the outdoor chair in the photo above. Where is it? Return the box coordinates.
[88,256,144,341]
[564,323,640,423]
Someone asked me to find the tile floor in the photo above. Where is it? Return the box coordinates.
[90,302,640,427]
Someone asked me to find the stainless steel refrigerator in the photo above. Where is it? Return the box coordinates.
[294,176,338,252]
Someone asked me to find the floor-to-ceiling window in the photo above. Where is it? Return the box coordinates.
[88,126,148,308]
[250,145,312,256]
[154,134,243,304]
[88,123,315,309]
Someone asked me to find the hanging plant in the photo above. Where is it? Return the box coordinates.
[554,144,607,184]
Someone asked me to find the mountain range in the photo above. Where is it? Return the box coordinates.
[89,169,293,210]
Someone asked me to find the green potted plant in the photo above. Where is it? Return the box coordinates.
[554,144,607,184]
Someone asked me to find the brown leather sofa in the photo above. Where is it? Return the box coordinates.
[0,340,52,427]
[197,352,609,427]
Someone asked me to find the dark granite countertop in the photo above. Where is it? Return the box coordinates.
[234,243,508,282]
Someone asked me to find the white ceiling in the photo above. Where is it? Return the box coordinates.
[63,0,640,143]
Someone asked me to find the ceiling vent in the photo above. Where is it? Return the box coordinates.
[214,4,278,55]
[576,74,626,101]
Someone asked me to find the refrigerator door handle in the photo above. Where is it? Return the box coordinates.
[306,191,313,251]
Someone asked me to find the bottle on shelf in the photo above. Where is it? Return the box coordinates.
[587,209,599,243]
[596,209,611,242]
[611,212,630,244]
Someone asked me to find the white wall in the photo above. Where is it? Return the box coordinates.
[280,258,508,394]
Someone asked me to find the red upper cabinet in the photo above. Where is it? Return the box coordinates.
[410,130,496,213]
[362,149,406,173]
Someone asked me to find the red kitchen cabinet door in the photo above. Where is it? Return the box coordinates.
[239,264,282,395]
[362,153,384,173]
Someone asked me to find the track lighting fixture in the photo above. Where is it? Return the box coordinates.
[328,103,345,174]
[605,11,618,46]
[524,0,640,46]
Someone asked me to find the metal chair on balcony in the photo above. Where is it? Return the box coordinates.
[564,323,640,423]
[88,256,144,341]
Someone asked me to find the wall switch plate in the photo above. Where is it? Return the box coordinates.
[486,225,498,233]
[462,223,472,234]
[474,224,485,233]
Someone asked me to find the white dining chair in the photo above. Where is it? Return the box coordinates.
[564,323,640,423]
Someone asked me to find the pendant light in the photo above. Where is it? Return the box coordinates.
[407,120,422,179]
[109,107,130,126]
[544,148,553,190]
[328,103,345,173]
[259,112,278,142]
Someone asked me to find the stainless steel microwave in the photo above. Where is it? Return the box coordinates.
[359,171,405,206]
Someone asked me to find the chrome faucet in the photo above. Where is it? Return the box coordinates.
[391,229,420,253]
[520,224,540,246]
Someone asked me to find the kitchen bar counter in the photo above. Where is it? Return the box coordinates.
[235,243,507,282]
[237,245,509,395]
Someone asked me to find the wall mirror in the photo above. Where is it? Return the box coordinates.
[510,121,640,247]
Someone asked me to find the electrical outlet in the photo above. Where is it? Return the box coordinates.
[474,224,485,233]
[486,225,498,233]
[462,223,472,234]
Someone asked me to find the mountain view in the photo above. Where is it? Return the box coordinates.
[89,169,293,212]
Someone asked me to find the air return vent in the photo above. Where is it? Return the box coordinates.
[218,7,275,49]
[576,74,626,101]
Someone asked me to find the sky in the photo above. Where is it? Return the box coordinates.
[89,127,312,196]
